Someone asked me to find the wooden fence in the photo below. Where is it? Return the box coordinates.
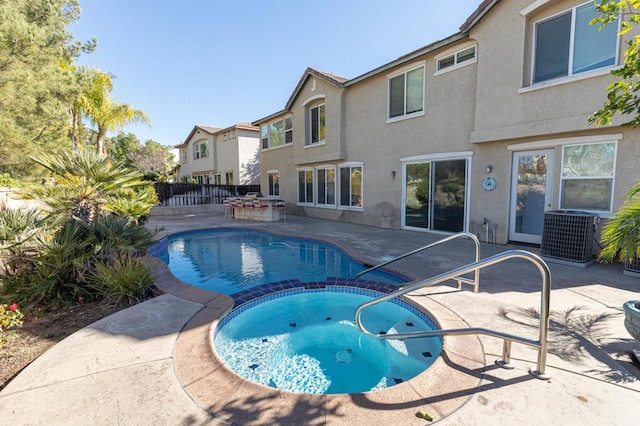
[154,183,261,207]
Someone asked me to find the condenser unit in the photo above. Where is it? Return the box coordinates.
[541,210,597,267]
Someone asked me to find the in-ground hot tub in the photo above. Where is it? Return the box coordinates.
[213,287,442,394]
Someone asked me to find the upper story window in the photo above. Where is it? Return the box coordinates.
[533,2,618,84]
[436,45,477,73]
[261,116,293,150]
[388,64,425,121]
[180,148,188,163]
[193,141,208,160]
[308,104,325,145]
[560,141,616,212]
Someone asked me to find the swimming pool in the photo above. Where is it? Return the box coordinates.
[214,288,442,394]
[157,229,406,294]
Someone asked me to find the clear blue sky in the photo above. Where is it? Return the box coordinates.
[71,0,481,147]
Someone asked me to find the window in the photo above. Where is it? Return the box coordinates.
[261,116,293,149]
[308,104,325,145]
[213,174,222,185]
[267,171,280,196]
[225,172,233,185]
[261,125,269,149]
[339,164,363,209]
[193,141,208,160]
[560,142,616,212]
[285,116,293,144]
[193,174,209,184]
[269,121,284,147]
[533,2,618,84]
[388,65,424,120]
[298,169,314,204]
[437,46,476,72]
[316,167,336,206]
[180,148,188,163]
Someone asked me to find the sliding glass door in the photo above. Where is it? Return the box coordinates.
[403,158,468,232]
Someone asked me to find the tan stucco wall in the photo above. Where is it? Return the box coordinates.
[258,0,640,247]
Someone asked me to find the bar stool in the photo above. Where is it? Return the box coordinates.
[231,198,244,220]
[252,198,269,221]
[242,198,255,221]
[223,198,233,219]
[275,199,286,222]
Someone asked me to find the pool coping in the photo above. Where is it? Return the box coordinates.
[145,228,487,424]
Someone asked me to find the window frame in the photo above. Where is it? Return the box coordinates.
[267,170,280,196]
[338,162,364,211]
[531,2,619,85]
[307,103,326,146]
[315,166,337,208]
[225,171,233,185]
[435,45,477,75]
[387,62,425,123]
[193,141,208,160]
[297,168,315,206]
[559,141,617,213]
[260,116,294,150]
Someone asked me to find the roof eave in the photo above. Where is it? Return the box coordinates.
[345,32,468,87]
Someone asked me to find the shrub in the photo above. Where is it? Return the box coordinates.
[87,254,156,305]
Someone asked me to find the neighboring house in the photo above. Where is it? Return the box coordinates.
[175,123,260,185]
[254,0,640,246]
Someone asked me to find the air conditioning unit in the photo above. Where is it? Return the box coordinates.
[624,257,640,278]
[541,210,597,267]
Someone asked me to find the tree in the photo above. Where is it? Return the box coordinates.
[0,0,95,177]
[590,1,640,127]
[105,132,141,165]
[127,140,176,180]
[80,71,150,155]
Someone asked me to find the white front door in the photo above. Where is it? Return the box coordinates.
[509,150,554,244]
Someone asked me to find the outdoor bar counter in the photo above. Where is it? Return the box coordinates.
[227,196,285,222]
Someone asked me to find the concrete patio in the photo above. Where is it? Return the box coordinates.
[1,207,638,425]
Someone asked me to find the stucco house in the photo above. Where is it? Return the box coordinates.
[175,123,260,185]
[254,0,640,248]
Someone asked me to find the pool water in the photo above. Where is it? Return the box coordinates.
[159,229,405,294]
[214,289,442,394]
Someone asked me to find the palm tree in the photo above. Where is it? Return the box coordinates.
[81,70,151,155]
[599,180,640,265]
[24,150,157,225]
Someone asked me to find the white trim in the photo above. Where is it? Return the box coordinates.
[434,43,477,77]
[520,0,551,17]
[338,161,364,167]
[520,66,617,94]
[434,41,477,61]
[401,151,473,162]
[304,141,326,149]
[296,167,315,206]
[386,111,426,124]
[507,134,622,151]
[434,57,477,77]
[315,165,337,208]
[302,94,326,107]
[386,60,426,79]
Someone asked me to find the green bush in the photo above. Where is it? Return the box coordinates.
[87,254,155,305]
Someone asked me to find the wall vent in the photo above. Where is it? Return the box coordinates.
[541,211,597,266]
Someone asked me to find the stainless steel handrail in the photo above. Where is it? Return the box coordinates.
[354,249,552,380]
[355,231,481,292]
